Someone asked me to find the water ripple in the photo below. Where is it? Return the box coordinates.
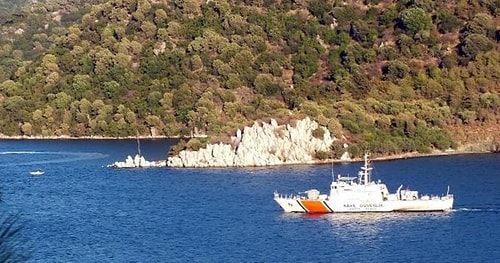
[0,151,108,166]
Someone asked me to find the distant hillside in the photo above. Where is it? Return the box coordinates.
[0,0,498,158]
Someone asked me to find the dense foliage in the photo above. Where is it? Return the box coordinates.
[0,0,498,158]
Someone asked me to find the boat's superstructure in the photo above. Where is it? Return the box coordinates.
[274,154,454,213]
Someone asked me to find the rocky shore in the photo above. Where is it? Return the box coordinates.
[164,117,496,168]
[166,117,344,168]
[107,148,491,169]
[2,118,496,169]
[107,154,166,168]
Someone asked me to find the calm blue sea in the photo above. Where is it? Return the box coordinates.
[0,139,499,262]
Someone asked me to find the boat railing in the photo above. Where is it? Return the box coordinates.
[274,192,302,200]
[441,193,453,200]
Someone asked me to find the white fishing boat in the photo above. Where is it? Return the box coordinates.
[29,170,45,176]
[274,153,454,213]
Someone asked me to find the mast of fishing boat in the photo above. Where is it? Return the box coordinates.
[137,137,141,157]
[136,131,142,167]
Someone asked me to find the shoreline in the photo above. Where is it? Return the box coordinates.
[315,149,494,165]
[2,135,496,167]
[0,135,181,140]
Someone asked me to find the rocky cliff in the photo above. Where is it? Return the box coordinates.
[166,117,336,168]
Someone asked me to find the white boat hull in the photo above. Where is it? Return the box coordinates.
[274,195,454,213]
[390,198,454,212]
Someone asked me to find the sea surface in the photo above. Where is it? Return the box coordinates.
[0,139,499,262]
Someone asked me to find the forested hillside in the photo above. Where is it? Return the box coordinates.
[0,0,498,158]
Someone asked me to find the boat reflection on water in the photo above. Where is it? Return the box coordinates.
[325,211,453,224]
[278,211,453,238]
[278,211,454,256]
[278,210,454,223]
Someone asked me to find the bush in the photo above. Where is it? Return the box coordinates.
[459,34,494,62]
[382,61,410,81]
[186,138,209,151]
[436,11,461,33]
[397,7,432,34]
[169,139,187,156]
[340,119,361,134]
[312,127,325,139]
[315,150,330,160]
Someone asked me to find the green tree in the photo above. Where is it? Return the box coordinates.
[436,10,460,33]
[378,4,398,26]
[254,73,281,96]
[0,80,22,96]
[93,48,116,75]
[308,0,334,24]
[52,92,72,110]
[459,34,494,62]
[382,61,410,81]
[141,21,157,39]
[102,81,121,100]
[292,44,320,79]
[72,74,92,99]
[154,8,168,27]
[461,13,496,40]
[397,7,432,34]
[4,96,27,122]
[479,92,500,109]
[173,84,197,123]
[349,21,377,47]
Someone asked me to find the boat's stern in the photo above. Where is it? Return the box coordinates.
[441,194,454,211]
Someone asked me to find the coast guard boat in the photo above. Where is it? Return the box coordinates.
[274,153,454,213]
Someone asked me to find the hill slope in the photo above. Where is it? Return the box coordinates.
[0,0,498,158]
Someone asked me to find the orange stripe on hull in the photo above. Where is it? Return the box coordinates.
[299,200,331,213]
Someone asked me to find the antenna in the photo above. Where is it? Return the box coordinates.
[136,130,141,157]
[331,161,334,180]
[360,152,373,185]
[137,137,141,157]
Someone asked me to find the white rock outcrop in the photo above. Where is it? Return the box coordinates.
[108,154,166,168]
[167,117,336,168]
